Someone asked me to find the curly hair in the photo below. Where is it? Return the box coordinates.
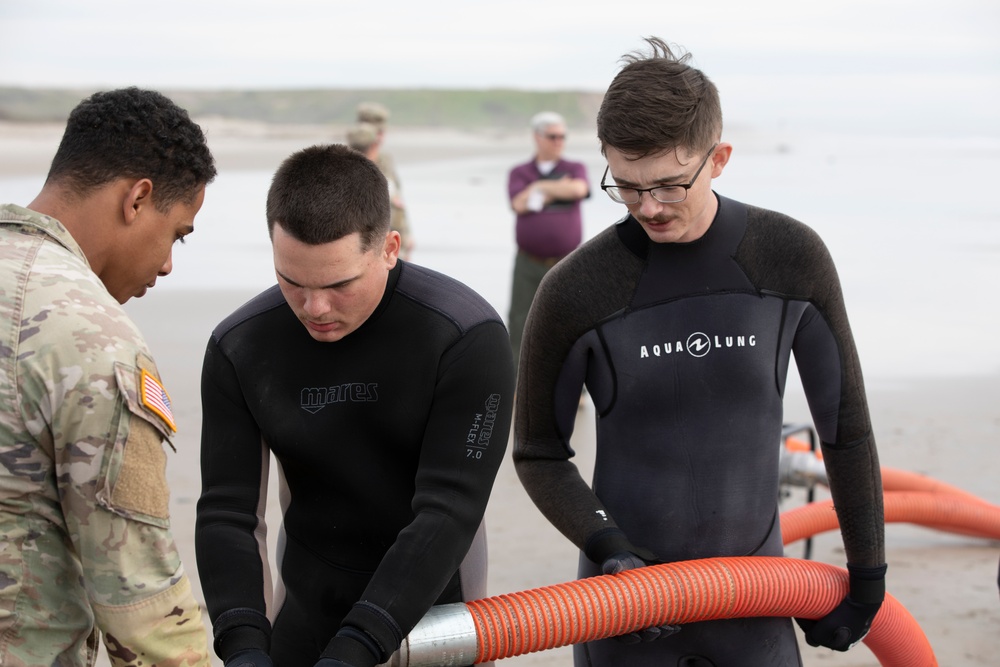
[266,144,390,249]
[46,87,216,209]
[597,37,722,159]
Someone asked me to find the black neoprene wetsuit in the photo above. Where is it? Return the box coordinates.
[513,195,885,667]
[195,262,514,667]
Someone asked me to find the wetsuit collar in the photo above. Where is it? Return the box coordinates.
[616,192,745,259]
[352,260,402,335]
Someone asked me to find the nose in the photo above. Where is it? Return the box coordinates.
[635,190,666,217]
[302,290,332,319]
[159,248,173,277]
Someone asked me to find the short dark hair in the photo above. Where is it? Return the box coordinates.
[597,37,722,158]
[46,87,216,209]
[266,144,390,248]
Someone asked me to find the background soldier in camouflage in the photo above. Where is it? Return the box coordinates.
[0,87,217,666]
[356,102,413,259]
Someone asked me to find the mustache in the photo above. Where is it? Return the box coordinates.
[634,213,674,225]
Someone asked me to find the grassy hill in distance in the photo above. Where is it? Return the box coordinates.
[0,87,604,130]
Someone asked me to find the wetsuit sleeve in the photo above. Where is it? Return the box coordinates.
[793,291,885,567]
[735,208,885,568]
[513,233,650,565]
[513,329,643,565]
[195,336,273,657]
[516,459,639,564]
[328,320,514,665]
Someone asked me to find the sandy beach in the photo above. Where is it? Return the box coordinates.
[3,119,998,666]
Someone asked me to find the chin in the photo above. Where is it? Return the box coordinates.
[308,331,350,343]
[302,322,354,343]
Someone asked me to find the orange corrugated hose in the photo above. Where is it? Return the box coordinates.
[877,470,998,534]
[465,556,935,666]
[784,436,998,536]
[451,457,988,667]
[880,468,984,501]
[785,437,982,501]
[780,490,1000,545]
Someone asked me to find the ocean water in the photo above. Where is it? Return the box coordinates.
[4,129,999,381]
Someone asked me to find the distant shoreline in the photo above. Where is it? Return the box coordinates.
[0,118,551,177]
[0,86,606,129]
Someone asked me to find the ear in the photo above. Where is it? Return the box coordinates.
[122,178,154,226]
[383,230,401,267]
[710,143,734,178]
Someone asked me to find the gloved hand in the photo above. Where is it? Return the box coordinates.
[795,563,887,651]
[319,630,381,667]
[601,551,648,575]
[601,551,682,643]
[224,649,273,667]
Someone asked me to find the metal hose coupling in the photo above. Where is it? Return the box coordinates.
[379,603,477,667]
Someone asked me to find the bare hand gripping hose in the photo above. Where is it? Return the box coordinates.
[384,557,936,666]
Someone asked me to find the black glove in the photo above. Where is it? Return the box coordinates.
[602,551,682,643]
[225,649,273,667]
[319,630,381,667]
[796,563,887,651]
[214,608,272,667]
[601,551,648,575]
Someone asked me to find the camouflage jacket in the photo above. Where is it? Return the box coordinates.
[0,204,209,667]
[376,152,410,242]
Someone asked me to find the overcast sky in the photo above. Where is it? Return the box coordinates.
[2,0,998,133]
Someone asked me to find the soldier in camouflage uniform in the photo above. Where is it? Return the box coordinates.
[356,102,413,259]
[0,87,216,666]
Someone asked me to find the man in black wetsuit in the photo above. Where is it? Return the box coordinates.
[513,37,886,667]
[195,145,514,667]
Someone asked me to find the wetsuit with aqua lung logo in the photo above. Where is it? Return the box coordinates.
[195,262,514,666]
[514,195,885,667]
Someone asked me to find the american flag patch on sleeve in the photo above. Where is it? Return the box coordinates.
[141,369,177,433]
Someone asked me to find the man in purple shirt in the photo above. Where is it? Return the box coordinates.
[507,111,590,369]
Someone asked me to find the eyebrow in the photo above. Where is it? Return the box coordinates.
[614,172,688,188]
[276,270,359,290]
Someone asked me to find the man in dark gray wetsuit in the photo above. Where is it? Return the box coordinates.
[513,37,886,667]
[195,145,514,667]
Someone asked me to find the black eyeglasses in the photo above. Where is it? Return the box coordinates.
[544,133,566,141]
[600,144,718,205]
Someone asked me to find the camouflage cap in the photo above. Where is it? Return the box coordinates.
[346,122,380,151]
[356,102,390,128]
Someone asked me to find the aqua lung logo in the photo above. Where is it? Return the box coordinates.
[686,332,712,358]
[639,331,756,359]
[301,383,378,413]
